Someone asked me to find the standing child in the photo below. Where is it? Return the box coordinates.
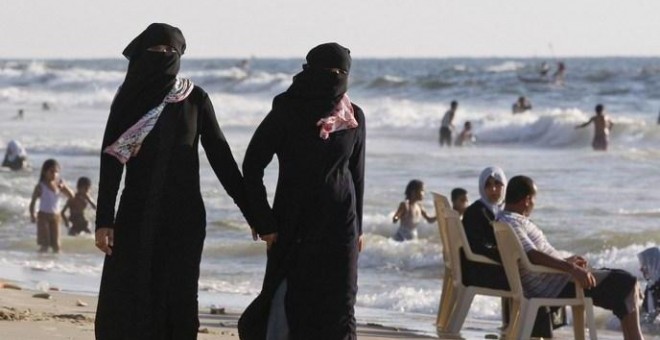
[392,180,436,241]
[61,177,97,236]
[28,159,74,253]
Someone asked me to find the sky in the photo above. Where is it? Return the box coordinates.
[2,0,660,59]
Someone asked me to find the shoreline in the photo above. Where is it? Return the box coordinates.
[0,278,435,340]
[0,278,652,339]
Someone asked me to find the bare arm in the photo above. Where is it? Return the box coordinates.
[28,184,41,223]
[85,193,97,210]
[527,249,596,289]
[392,202,406,223]
[575,117,594,129]
[60,200,70,227]
[421,207,437,223]
[58,180,75,199]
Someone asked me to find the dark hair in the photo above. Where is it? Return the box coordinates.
[451,188,467,202]
[39,159,59,183]
[450,100,458,107]
[77,176,92,189]
[505,175,536,204]
[404,179,424,200]
[595,104,604,114]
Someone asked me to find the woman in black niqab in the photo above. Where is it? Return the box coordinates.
[240,43,365,340]
[95,23,250,340]
[101,23,186,152]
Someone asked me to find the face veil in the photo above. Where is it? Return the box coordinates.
[101,23,186,150]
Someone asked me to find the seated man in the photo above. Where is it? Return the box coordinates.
[462,167,566,336]
[497,175,644,340]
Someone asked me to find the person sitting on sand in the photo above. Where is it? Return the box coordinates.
[497,175,645,340]
[575,104,614,151]
[512,96,532,114]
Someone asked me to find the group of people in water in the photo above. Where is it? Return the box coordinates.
[437,98,616,151]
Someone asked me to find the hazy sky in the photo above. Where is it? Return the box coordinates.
[2,0,659,59]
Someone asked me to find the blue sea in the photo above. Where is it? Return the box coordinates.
[0,57,659,336]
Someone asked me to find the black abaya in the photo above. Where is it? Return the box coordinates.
[241,91,365,340]
[95,87,248,340]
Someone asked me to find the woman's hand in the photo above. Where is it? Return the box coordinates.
[95,227,114,255]
[259,233,278,250]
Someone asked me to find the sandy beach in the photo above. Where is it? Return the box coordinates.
[0,279,435,340]
[2,278,643,340]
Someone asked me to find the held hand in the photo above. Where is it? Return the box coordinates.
[566,255,588,268]
[570,265,596,289]
[259,233,278,250]
[95,227,114,256]
[358,235,363,252]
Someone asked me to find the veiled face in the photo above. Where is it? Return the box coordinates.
[146,45,179,55]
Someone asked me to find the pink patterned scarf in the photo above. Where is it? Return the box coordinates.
[316,94,358,140]
[104,78,194,164]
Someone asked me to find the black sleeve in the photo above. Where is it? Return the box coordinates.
[349,106,366,236]
[462,202,501,262]
[96,136,124,230]
[199,93,250,220]
[242,101,284,236]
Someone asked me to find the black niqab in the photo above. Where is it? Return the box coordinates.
[286,42,352,104]
[101,23,186,149]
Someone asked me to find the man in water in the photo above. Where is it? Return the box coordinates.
[553,62,566,84]
[575,104,613,151]
[512,96,532,114]
[439,100,457,147]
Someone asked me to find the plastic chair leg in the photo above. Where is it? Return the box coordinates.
[436,271,455,329]
[518,301,538,340]
[571,305,586,340]
[446,287,475,334]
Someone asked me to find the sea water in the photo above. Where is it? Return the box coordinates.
[1,58,659,336]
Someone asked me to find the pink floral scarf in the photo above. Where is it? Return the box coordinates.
[316,94,358,140]
[104,78,194,164]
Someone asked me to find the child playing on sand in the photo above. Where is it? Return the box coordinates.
[28,159,74,253]
[392,180,436,241]
[61,177,97,236]
[450,187,469,218]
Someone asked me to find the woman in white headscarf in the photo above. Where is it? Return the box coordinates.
[461,166,507,278]
[2,140,29,171]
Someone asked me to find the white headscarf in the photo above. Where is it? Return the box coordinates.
[478,166,507,215]
[6,140,27,162]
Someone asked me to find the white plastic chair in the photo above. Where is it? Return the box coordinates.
[432,193,513,334]
[492,221,597,340]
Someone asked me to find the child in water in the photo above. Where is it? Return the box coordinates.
[28,159,74,253]
[392,180,436,241]
[61,176,97,236]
